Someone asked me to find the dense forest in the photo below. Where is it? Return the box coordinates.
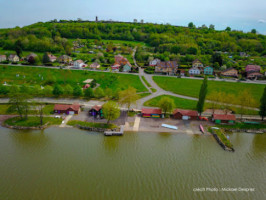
[0,20,265,61]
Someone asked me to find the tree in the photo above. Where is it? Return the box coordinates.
[208,91,222,114]
[158,96,175,116]
[8,86,28,119]
[197,77,208,116]
[64,84,73,96]
[0,85,9,95]
[259,87,266,121]
[84,87,94,98]
[43,86,53,96]
[73,85,82,97]
[34,102,45,126]
[119,87,139,111]
[188,22,195,28]
[53,84,63,96]
[238,90,255,120]
[43,52,50,64]
[94,87,105,98]
[209,24,215,30]
[225,26,231,31]
[251,29,257,34]
[14,39,22,57]
[102,101,120,124]
[105,88,113,100]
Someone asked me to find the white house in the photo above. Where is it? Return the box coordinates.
[189,67,201,75]
[149,58,161,66]
[0,55,7,62]
[73,60,85,68]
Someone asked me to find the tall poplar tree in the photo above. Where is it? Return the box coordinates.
[197,77,208,116]
[259,87,266,121]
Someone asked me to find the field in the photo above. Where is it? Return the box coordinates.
[0,104,54,115]
[144,95,259,115]
[0,65,147,93]
[153,76,265,106]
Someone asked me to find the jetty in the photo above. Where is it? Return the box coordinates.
[104,125,124,136]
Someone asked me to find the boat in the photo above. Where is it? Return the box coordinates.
[161,124,178,130]
[199,124,205,134]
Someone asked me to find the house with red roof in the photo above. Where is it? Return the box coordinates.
[173,109,198,120]
[0,55,7,62]
[155,61,178,75]
[54,104,80,115]
[112,54,132,72]
[247,72,263,79]
[141,108,162,118]
[212,114,236,124]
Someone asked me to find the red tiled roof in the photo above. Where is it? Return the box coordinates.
[83,84,90,89]
[91,105,102,111]
[213,114,236,121]
[173,109,198,117]
[54,104,80,112]
[245,65,261,72]
[141,108,162,115]
[157,61,177,69]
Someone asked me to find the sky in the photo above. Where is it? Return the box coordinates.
[0,0,266,34]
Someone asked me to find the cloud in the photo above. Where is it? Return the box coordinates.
[258,19,266,23]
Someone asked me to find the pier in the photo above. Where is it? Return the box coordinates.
[104,125,124,136]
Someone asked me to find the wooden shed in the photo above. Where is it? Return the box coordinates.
[141,108,162,118]
[173,109,198,120]
[212,114,236,124]
[54,104,80,115]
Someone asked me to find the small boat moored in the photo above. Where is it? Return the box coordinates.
[161,124,178,130]
[199,124,205,134]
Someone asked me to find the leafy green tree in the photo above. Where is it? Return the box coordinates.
[105,88,113,100]
[188,22,195,28]
[73,85,82,97]
[225,27,231,31]
[0,85,9,95]
[119,87,139,111]
[209,24,215,30]
[43,52,50,64]
[94,87,105,98]
[259,87,266,121]
[251,29,257,34]
[53,84,63,96]
[14,39,23,57]
[197,77,208,116]
[158,96,175,116]
[102,101,120,124]
[43,86,53,96]
[64,84,73,96]
[84,87,94,98]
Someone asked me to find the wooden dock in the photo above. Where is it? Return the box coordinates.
[104,125,124,136]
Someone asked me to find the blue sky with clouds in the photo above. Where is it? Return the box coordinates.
[0,0,266,34]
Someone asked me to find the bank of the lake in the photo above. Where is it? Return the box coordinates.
[0,126,265,200]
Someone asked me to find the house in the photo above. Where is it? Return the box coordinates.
[141,108,162,118]
[112,54,132,72]
[240,52,247,57]
[221,68,238,77]
[212,114,236,124]
[90,62,100,69]
[26,53,37,61]
[247,72,263,79]
[149,58,161,66]
[83,84,90,89]
[111,64,121,72]
[47,54,57,62]
[123,64,131,72]
[58,55,72,63]
[73,60,85,68]
[192,59,204,71]
[155,61,178,75]
[172,109,198,120]
[180,70,186,76]
[8,54,20,62]
[245,65,261,73]
[54,104,80,115]
[89,105,103,118]
[189,67,201,75]
[0,55,7,62]
[203,66,214,75]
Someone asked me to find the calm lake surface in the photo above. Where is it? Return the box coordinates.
[0,126,265,200]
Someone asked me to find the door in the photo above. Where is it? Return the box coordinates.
[69,111,75,115]
[182,116,189,120]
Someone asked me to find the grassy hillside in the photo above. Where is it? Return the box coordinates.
[153,76,265,106]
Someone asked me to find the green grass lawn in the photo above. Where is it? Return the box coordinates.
[67,120,117,129]
[0,65,147,93]
[141,76,151,87]
[4,116,62,127]
[217,122,266,130]
[209,128,233,149]
[0,104,55,115]
[144,95,259,115]
[153,76,265,107]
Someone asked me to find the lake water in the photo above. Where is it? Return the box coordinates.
[0,126,265,200]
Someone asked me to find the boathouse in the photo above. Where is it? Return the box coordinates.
[89,105,103,118]
[172,109,198,120]
[141,108,162,118]
[54,104,80,115]
[212,114,236,124]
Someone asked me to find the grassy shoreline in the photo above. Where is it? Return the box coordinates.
[4,116,62,127]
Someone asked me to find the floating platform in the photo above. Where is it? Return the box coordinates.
[104,125,124,136]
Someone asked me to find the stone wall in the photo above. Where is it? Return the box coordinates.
[76,125,120,132]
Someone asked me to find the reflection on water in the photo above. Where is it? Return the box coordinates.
[0,127,265,200]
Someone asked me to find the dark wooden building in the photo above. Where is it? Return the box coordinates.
[54,104,80,115]
[173,109,198,120]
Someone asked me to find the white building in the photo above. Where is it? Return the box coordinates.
[73,60,85,68]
